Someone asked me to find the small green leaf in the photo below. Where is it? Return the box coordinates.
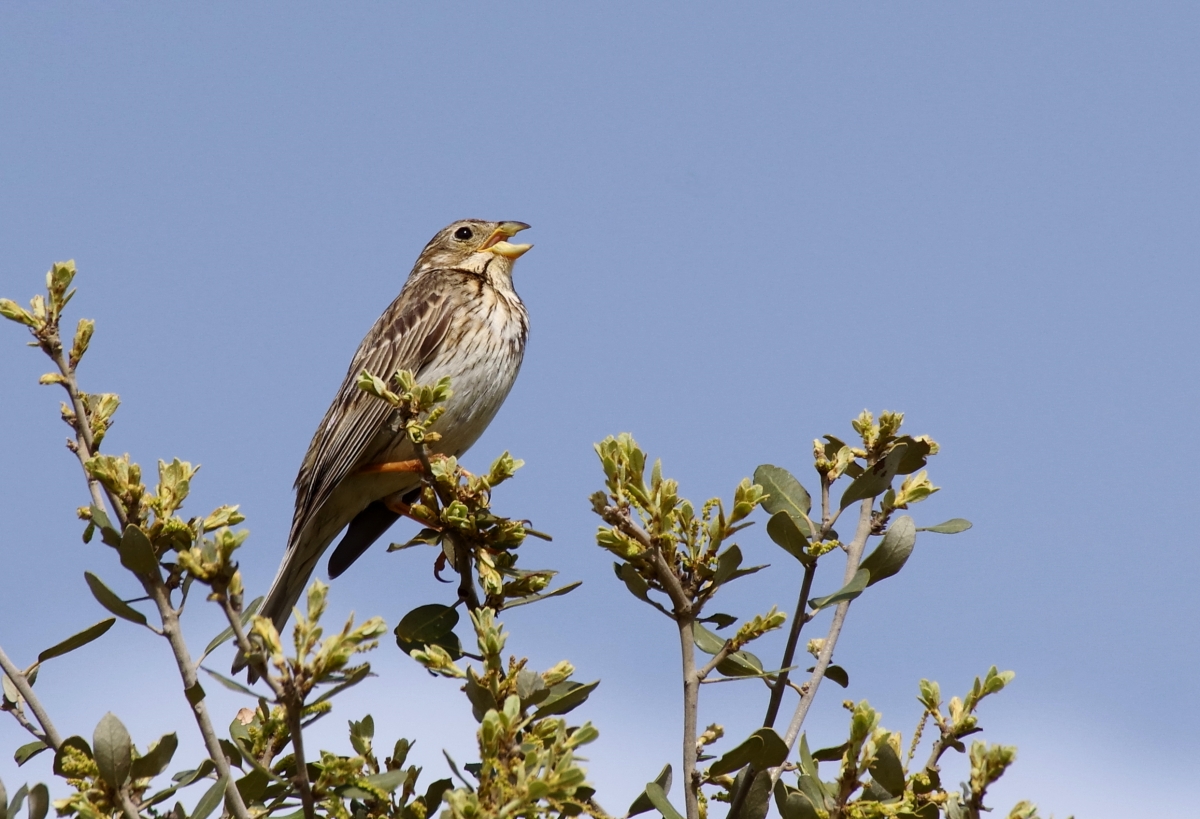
[744,770,773,819]
[693,623,727,656]
[716,649,764,678]
[859,516,916,587]
[37,619,115,663]
[184,682,205,706]
[839,445,908,509]
[810,742,849,762]
[712,545,743,584]
[25,785,47,819]
[84,572,147,626]
[7,784,28,819]
[341,767,409,798]
[129,733,178,781]
[628,764,673,817]
[755,465,812,518]
[699,613,737,630]
[422,778,453,811]
[89,505,120,547]
[53,737,93,776]
[823,665,849,688]
[499,581,582,610]
[708,728,788,776]
[395,604,459,643]
[93,712,132,788]
[869,739,905,797]
[190,774,228,819]
[644,782,684,819]
[118,525,158,576]
[14,742,47,767]
[533,680,599,718]
[766,512,812,565]
[774,783,819,819]
[0,775,6,819]
[918,518,972,534]
[201,667,259,697]
[808,568,870,611]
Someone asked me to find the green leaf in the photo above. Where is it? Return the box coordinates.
[744,771,773,819]
[859,516,916,587]
[84,572,147,626]
[918,518,972,534]
[810,742,849,762]
[7,785,27,819]
[773,783,819,819]
[712,545,743,585]
[693,623,727,656]
[25,785,47,819]
[808,568,870,611]
[53,737,93,776]
[202,597,263,657]
[628,764,673,817]
[341,767,409,798]
[644,782,684,819]
[37,619,115,663]
[129,733,178,781]
[533,680,599,718]
[766,512,812,566]
[0,776,6,819]
[823,665,849,688]
[190,774,228,819]
[708,728,788,776]
[869,739,905,797]
[93,712,132,788]
[755,465,812,518]
[894,436,936,475]
[716,649,764,678]
[89,505,120,547]
[500,581,582,610]
[235,769,269,803]
[839,445,908,509]
[699,613,737,630]
[13,742,47,767]
[395,604,459,643]
[422,778,453,811]
[201,667,259,697]
[118,525,158,576]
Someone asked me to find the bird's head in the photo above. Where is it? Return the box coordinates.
[415,220,533,279]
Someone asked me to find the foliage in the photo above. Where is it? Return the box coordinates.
[0,263,1066,819]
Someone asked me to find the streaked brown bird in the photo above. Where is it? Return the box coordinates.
[258,219,532,634]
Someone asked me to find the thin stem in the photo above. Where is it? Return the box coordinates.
[148,582,252,819]
[286,696,317,819]
[0,644,63,748]
[762,563,817,729]
[773,499,874,783]
[679,616,700,819]
[600,505,691,614]
[116,788,143,819]
[695,640,736,682]
[220,595,286,701]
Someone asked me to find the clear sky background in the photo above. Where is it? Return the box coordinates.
[2,4,1197,818]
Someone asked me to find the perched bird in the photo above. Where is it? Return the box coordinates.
[258,219,532,635]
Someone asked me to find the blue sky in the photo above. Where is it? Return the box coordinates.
[2,4,1197,817]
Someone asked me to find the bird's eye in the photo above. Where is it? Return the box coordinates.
[454,226,474,241]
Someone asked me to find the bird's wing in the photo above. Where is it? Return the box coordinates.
[290,272,457,545]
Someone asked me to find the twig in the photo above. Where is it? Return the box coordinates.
[219,596,286,700]
[0,644,63,748]
[116,788,144,819]
[286,694,317,819]
[695,641,736,682]
[762,563,817,728]
[773,499,874,781]
[678,616,701,819]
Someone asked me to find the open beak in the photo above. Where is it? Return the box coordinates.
[480,221,533,259]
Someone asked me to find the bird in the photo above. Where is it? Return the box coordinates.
[256,219,532,637]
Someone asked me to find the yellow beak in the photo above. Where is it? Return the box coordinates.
[481,221,533,259]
